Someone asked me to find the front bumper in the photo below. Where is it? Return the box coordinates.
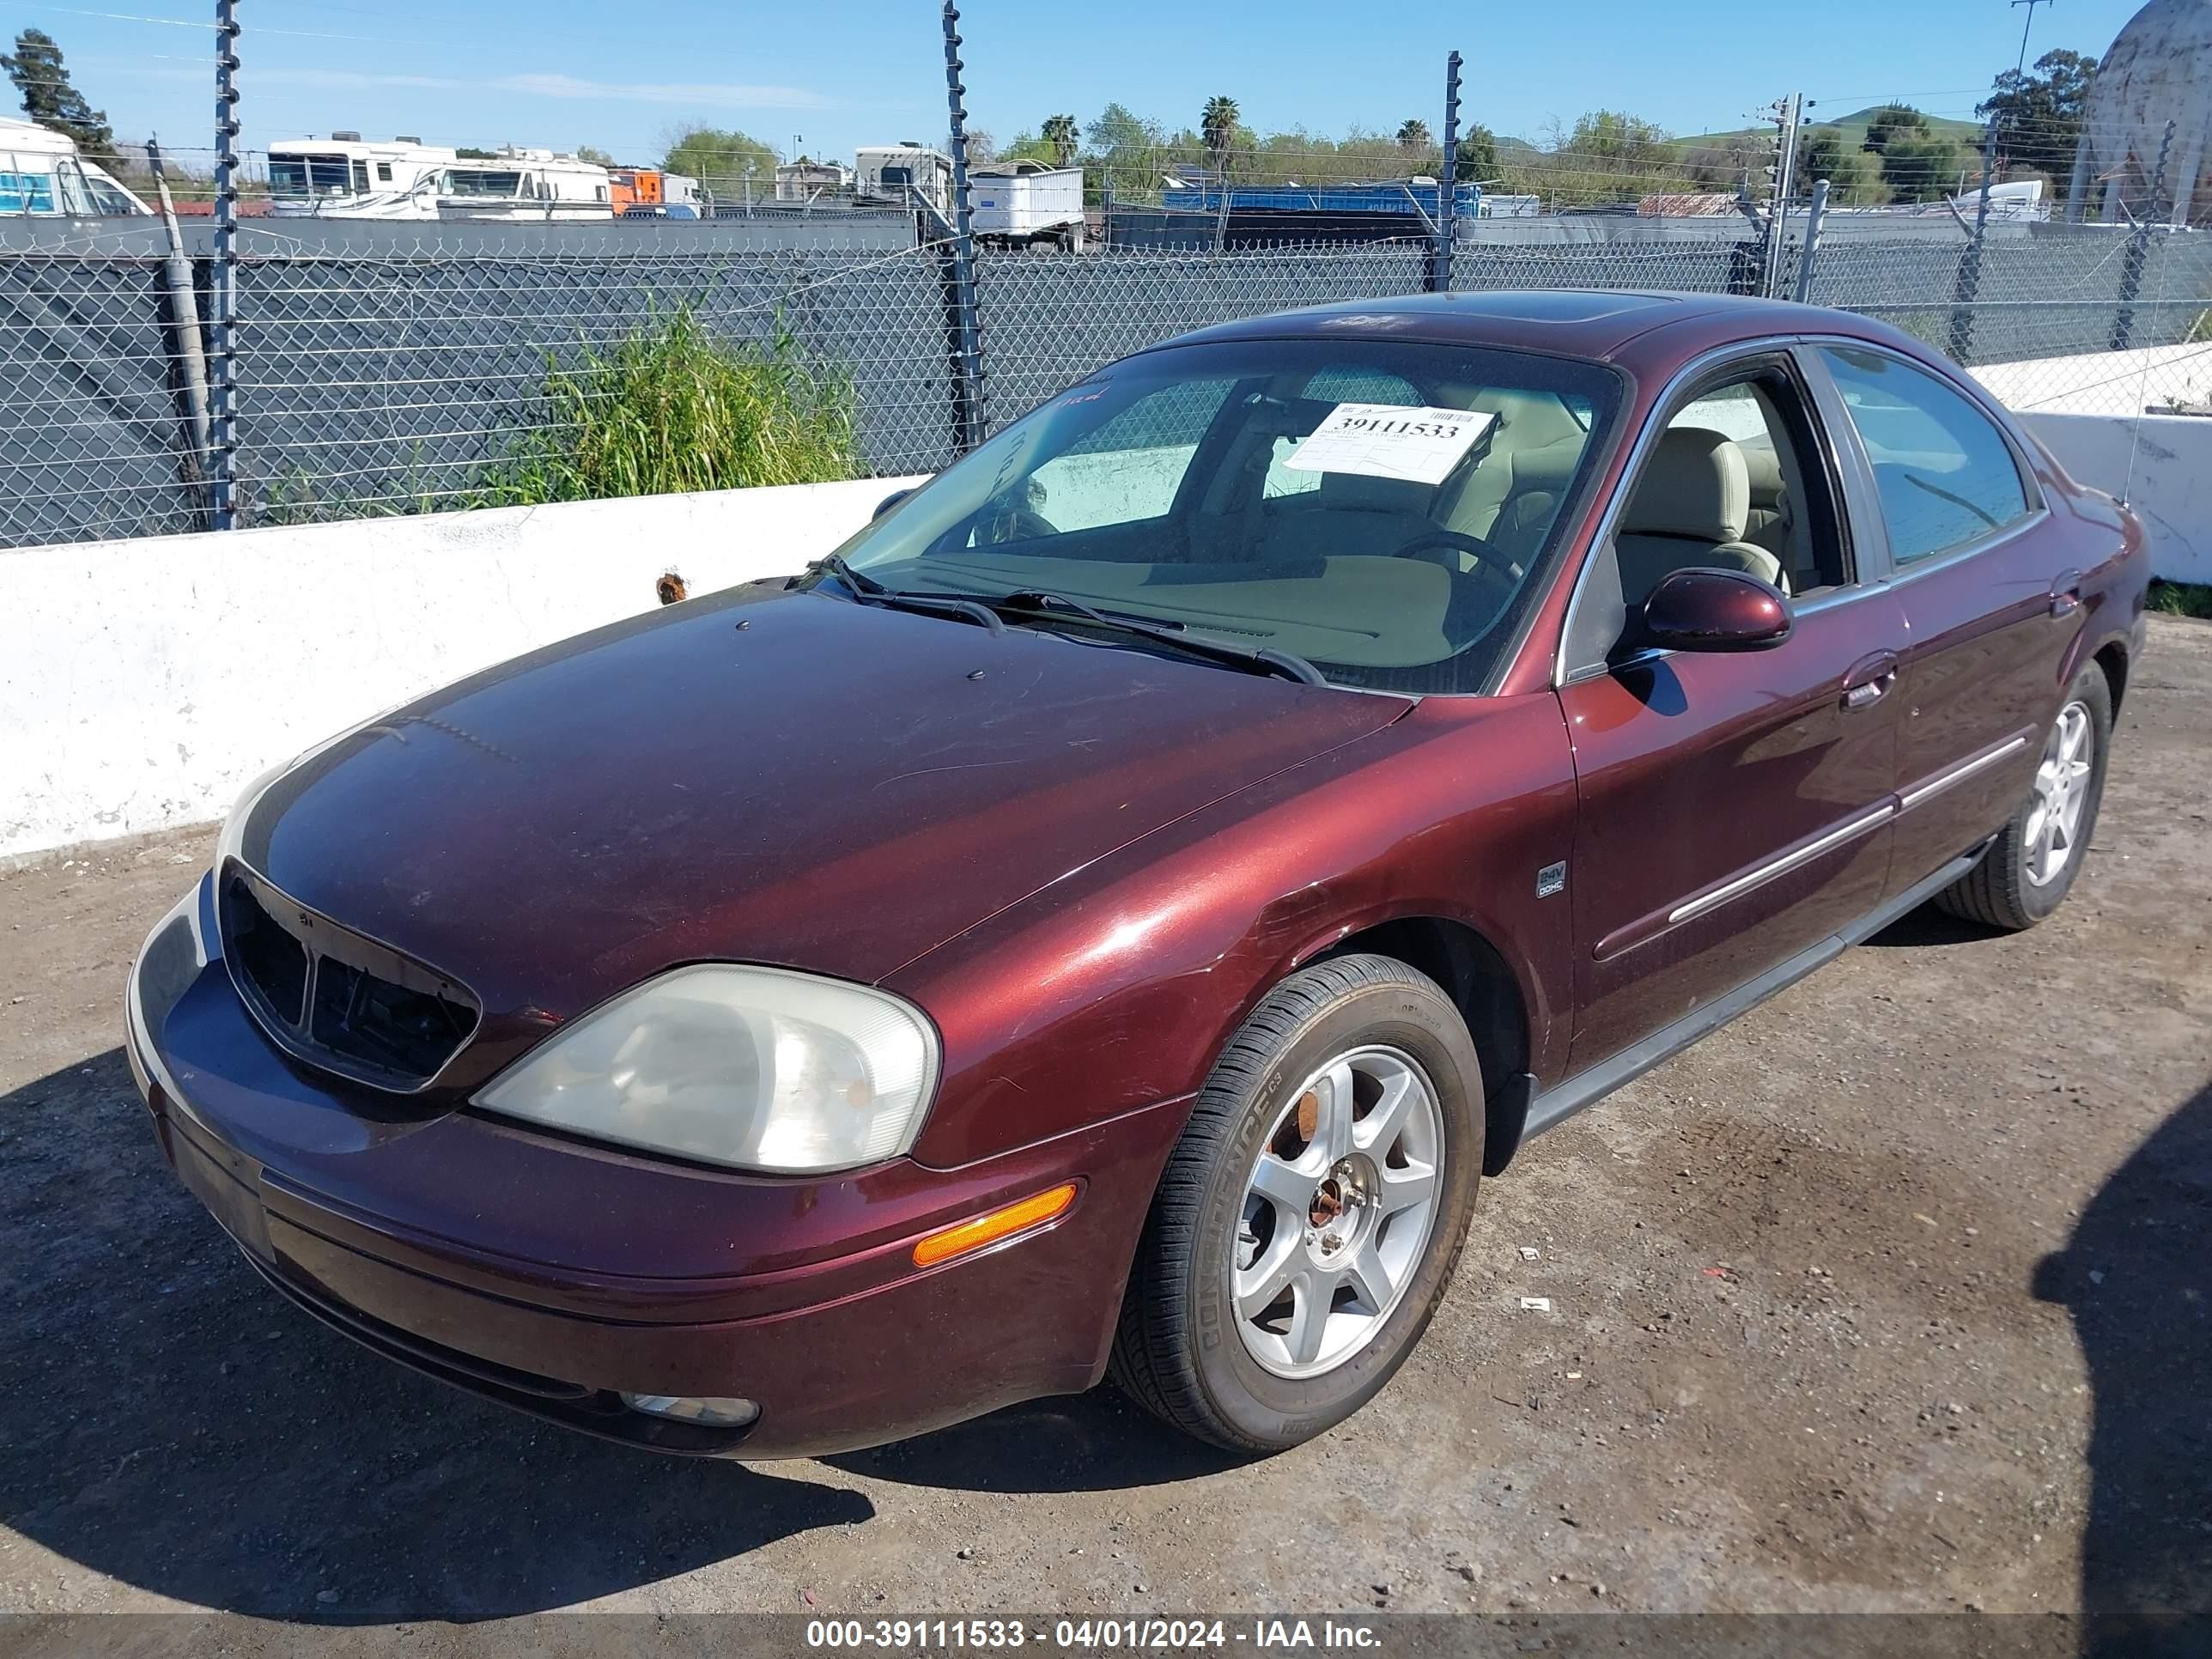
[126,875,1191,1457]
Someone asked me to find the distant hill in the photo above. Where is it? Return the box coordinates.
[1673,106,1983,151]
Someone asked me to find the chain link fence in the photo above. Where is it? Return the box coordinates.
[2,214,2208,550]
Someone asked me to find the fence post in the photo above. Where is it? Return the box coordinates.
[1792,178,1830,306]
[2112,119,2175,353]
[210,0,241,529]
[1760,93,1802,298]
[1433,50,1462,294]
[1948,118,1999,363]
[145,139,212,504]
[939,0,986,455]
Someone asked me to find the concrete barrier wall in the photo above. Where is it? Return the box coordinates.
[0,477,923,862]
[2019,411,2212,584]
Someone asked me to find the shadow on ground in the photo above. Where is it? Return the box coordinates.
[0,1048,1235,1621]
[2037,1080,2212,1658]
[0,1048,864,1620]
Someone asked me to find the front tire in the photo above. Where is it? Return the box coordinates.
[1935,662,2112,932]
[1109,955,1483,1453]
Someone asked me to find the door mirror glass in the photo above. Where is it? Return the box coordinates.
[1641,567,1792,653]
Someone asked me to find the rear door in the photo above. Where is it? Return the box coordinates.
[1555,347,1910,1073]
[1806,343,2079,895]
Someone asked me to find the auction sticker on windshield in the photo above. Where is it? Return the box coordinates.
[1284,403,1495,486]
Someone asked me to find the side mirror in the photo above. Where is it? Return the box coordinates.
[1641,567,1793,653]
[873,487,915,520]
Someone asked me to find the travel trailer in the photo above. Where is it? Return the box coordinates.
[266,136,614,221]
[0,117,149,216]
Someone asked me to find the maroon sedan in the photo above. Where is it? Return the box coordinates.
[127,292,2149,1457]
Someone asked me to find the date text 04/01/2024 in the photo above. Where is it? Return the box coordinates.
[802,1620,1384,1650]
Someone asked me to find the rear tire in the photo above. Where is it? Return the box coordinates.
[1109,955,1483,1453]
[1935,662,2112,932]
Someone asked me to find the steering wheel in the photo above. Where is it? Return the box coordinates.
[976,503,1059,545]
[1382,528,1522,649]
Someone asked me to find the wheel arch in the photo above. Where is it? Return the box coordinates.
[1301,915,1538,1177]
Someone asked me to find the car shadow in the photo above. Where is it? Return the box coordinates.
[2034,1079,2212,1657]
[1860,902,2001,949]
[0,1048,872,1622]
[825,1393,1251,1495]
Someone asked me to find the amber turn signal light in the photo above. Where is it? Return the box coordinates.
[912,1182,1077,1267]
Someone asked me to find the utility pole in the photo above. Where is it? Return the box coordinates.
[2011,0,2054,75]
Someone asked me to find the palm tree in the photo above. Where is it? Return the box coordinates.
[1041,112,1079,168]
[1396,118,1431,149]
[1200,94,1240,175]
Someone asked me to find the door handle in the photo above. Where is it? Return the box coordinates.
[1841,650,1899,712]
[2049,568,2083,619]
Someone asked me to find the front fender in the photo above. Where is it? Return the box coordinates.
[886,693,1580,1170]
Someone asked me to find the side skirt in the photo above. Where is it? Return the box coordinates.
[1489,845,1989,1170]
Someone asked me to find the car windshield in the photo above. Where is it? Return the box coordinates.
[833,337,1620,693]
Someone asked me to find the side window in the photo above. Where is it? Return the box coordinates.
[1607,365,1848,617]
[1819,346,2032,566]
[1015,379,1235,534]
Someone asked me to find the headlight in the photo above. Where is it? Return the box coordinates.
[472,965,939,1174]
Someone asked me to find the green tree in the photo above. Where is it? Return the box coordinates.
[1881,131,1967,202]
[1395,118,1431,150]
[1452,122,1501,185]
[1794,125,1885,203]
[1200,94,1240,173]
[574,144,616,167]
[1042,112,1079,167]
[456,146,500,160]
[660,125,778,194]
[1861,103,1932,156]
[1978,47,2094,179]
[1540,109,1676,205]
[1,28,116,166]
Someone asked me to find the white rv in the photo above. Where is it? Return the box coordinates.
[267,136,614,221]
[438,147,614,222]
[855,143,954,216]
[266,133,455,219]
[0,116,149,216]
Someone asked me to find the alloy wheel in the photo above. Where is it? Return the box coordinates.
[2026,699,2094,888]
[1230,1044,1444,1379]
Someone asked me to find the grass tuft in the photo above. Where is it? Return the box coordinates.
[480,307,861,505]
[2148,580,2212,621]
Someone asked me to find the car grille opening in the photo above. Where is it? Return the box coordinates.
[225,876,309,1024]
[221,867,481,1091]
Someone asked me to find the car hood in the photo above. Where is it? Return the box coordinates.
[234,585,1409,1036]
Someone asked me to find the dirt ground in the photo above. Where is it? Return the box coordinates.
[0,617,2207,1644]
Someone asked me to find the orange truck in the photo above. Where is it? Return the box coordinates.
[606,167,665,215]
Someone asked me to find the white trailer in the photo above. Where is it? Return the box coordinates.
[855,144,954,216]
[969,160,1086,249]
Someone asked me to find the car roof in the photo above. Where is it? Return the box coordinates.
[1140,289,1904,373]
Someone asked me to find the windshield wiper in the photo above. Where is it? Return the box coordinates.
[989,588,1327,687]
[802,555,1006,635]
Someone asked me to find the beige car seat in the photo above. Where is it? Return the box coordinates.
[1614,427,1787,609]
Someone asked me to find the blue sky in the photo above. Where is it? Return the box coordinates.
[13,0,2151,170]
